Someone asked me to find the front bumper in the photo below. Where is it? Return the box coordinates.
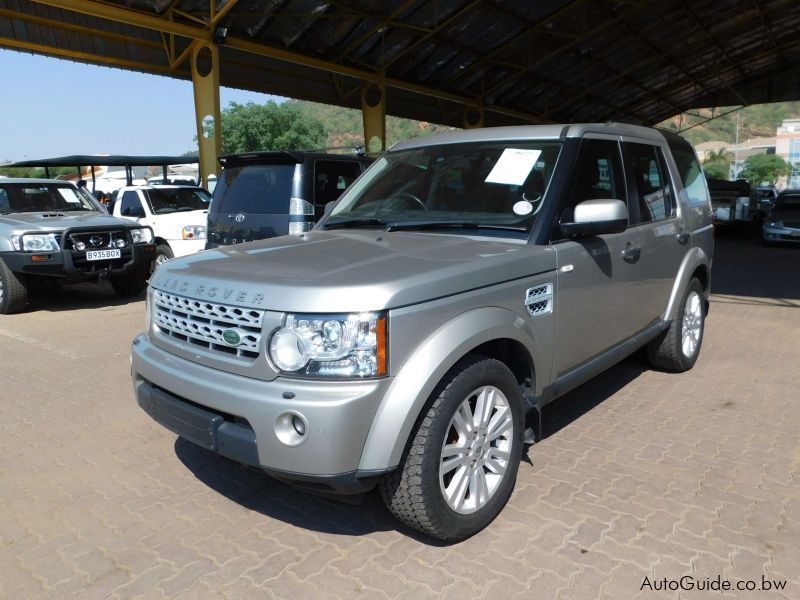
[1,243,156,280]
[131,334,393,494]
[762,224,800,243]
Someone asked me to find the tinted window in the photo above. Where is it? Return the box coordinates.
[568,139,627,206]
[0,183,95,214]
[776,193,800,211]
[213,164,295,214]
[627,143,674,223]
[120,191,145,217]
[146,188,209,214]
[314,160,362,205]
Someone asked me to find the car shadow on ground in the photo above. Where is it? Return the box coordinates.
[174,354,648,543]
[712,235,800,301]
[24,280,145,312]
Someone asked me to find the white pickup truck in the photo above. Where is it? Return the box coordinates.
[110,185,210,268]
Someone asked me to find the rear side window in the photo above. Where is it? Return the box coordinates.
[667,138,710,208]
[314,160,362,205]
[627,143,675,223]
[213,164,296,214]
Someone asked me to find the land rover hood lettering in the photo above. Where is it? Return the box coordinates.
[152,275,266,305]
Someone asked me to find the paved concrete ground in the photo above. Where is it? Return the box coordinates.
[1,236,799,600]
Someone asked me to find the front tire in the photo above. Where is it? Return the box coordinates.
[380,356,524,542]
[647,278,705,372]
[110,266,148,297]
[152,244,174,274]
[0,258,28,314]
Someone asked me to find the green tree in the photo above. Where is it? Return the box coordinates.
[702,148,733,180]
[219,101,327,154]
[740,154,788,185]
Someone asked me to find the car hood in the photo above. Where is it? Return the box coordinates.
[150,209,208,238]
[150,229,556,313]
[0,211,134,232]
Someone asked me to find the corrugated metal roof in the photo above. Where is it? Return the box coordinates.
[2,0,800,127]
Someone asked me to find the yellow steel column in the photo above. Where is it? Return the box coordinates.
[191,41,221,187]
[463,105,484,129]
[361,82,386,154]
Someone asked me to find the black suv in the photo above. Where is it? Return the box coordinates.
[206,151,371,248]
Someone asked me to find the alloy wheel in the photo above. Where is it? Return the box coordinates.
[681,291,703,358]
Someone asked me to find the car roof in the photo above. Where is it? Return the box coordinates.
[219,150,367,166]
[121,185,205,190]
[0,178,77,185]
[390,122,666,151]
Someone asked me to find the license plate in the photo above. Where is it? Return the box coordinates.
[86,249,121,261]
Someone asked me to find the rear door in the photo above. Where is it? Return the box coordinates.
[312,160,364,219]
[621,141,685,323]
[207,163,297,246]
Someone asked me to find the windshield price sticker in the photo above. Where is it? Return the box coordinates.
[485,149,543,185]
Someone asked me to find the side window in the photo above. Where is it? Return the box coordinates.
[120,191,145,218]
[0,188,10,211]
[627,144,675,223]
[667,140,710,208]
[567,139,627,208]
[314,160,362,205]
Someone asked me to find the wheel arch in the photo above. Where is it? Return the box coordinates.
[358,307,541,473]
[663,247,711,322]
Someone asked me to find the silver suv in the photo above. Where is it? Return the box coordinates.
[132,124,713,541]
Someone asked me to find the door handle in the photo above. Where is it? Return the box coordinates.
[621,243,641,263]
[676,232,690,245]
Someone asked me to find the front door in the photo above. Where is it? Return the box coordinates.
[551,137,650,377]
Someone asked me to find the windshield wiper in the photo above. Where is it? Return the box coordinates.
[385,220,527,232]
[323,217,387,230]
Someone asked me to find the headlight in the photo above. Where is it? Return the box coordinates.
[182,225,206,240]
[130,227,154,243]
[12,233,60,252]
[268,312,387,378]
[767,220,783,228]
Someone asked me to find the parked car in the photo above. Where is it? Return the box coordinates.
[0,179,155,313]
[762,190,800,244]
[132,124,713,541]
[206,151,371,248]
[706,177,757,235]
[109,185,210,268]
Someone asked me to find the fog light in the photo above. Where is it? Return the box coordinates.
[275,411,308,447]
[75,241,86,251]
[115,238,126,248]
[291,415,306,436]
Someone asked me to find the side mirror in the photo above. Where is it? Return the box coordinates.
[560,199,628,238]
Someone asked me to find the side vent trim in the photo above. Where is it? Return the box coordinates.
[525,283,553,317]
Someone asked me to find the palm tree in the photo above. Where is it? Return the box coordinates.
[702,147,734,180]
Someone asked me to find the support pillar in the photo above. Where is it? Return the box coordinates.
[463,105,484,129]
[191,41,221,188]
[361,83,386,155]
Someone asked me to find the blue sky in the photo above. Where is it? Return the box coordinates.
[0,49,283,162]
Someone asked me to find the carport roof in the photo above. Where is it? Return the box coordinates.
[1,154,199,168]
[2,0,800,128]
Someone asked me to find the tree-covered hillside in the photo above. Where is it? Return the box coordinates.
[658,101,800,144]
[290,100,452,148]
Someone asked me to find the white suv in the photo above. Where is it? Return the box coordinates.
[111,185,210,267]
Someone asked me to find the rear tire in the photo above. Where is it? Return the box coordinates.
[647,278,705,372]
[380,356,524,542]
[0,258,28,314]
[110,267,148,297]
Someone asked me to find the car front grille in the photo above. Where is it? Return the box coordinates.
[783,221,800,229]
[152,290,265,361]
[66,230,129,250]
[62,229,132,273]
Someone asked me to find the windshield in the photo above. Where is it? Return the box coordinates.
[146,187,210,214]
[775,193,800,211]
[327,141,562,234]
[0,183,96,214]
